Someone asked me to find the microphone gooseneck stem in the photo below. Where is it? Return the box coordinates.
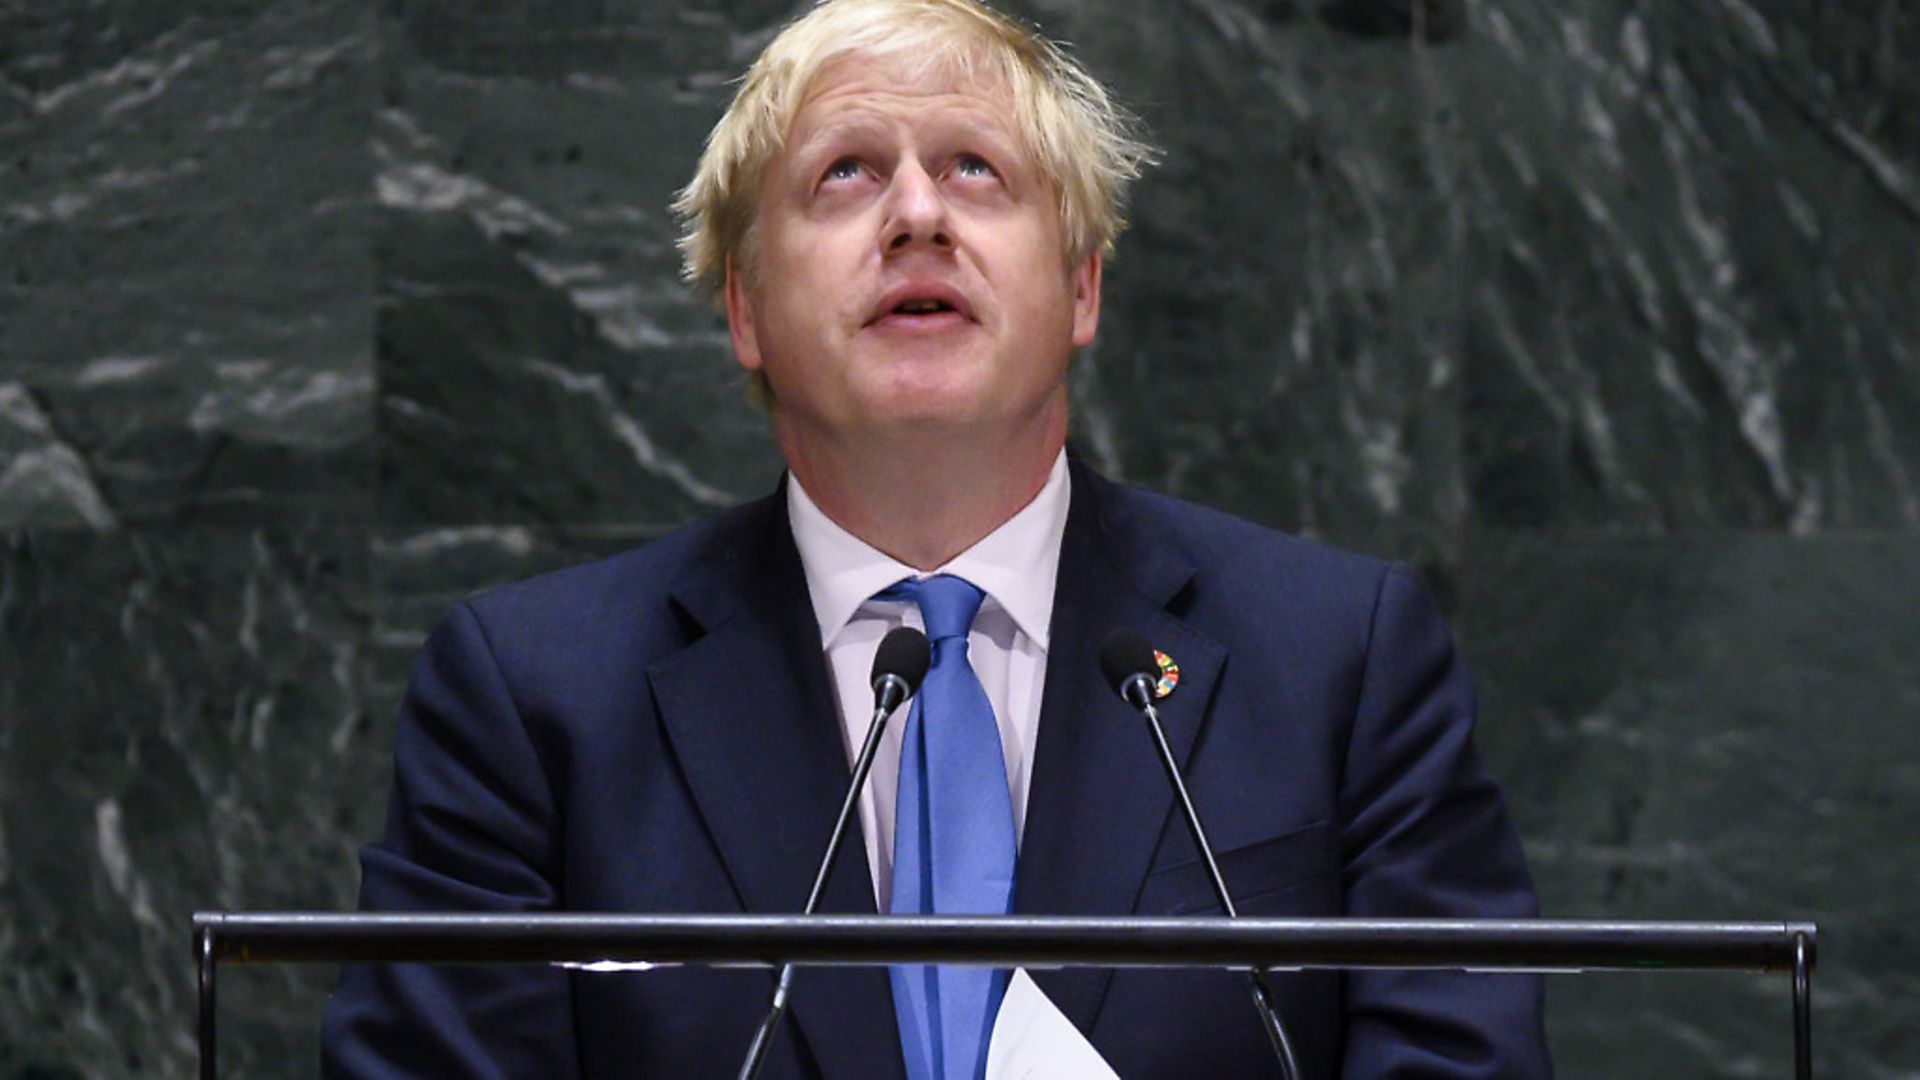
[1129,678,1304,1080]
[804,680,902,915]
[1130,684,1238,919]
[737,688,902,1080]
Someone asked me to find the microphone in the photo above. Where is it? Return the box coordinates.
[871,623,931,716]
[1098,629,1304,1080]
[1099,630,1163,711]
[736,626,931,1080]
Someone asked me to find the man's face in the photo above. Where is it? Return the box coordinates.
[726,53,1100,450]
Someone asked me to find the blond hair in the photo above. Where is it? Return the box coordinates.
[673,0,1156,306]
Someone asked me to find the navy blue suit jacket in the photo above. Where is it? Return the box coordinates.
[323,459,1550,1078]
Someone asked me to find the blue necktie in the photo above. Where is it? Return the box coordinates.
[882,575,1017,1080]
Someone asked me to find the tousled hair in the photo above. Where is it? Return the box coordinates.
[673,0,1156,309]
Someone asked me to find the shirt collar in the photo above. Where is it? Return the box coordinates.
[787,450,1070,650]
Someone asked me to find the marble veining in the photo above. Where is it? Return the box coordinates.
[1,0,1914,1075]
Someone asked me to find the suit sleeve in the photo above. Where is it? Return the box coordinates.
[1337,564,1553,1079]
[320,601,582,1078]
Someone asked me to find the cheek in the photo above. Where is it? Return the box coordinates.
[1005,262,1080,335]
[991,221,1076,307]
[768,232,865,321]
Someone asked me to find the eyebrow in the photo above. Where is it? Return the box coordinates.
[790,114,1026,184]
[788,116,894,165]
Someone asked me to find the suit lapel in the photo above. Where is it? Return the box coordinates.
[648,495,905,1080]
[1016,461,1228,1033]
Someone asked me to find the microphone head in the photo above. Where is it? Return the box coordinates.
[1098,628,1161,701]
[871,626,932,697]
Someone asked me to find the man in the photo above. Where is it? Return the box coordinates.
[323,0,1551,1077]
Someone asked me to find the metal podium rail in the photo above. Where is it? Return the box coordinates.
[191,913,1817,1078]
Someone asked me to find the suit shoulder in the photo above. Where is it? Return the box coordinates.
[1105,481,1396,603]
[1092,478,1445,690]
[456,497,769,654]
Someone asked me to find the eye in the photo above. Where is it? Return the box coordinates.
[821,157,864,184]
[951,153,997,180]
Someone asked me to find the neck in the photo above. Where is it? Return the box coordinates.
[778,402,1066,572]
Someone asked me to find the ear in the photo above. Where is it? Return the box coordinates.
[1069,250,1102,348]
[724,259,763,372]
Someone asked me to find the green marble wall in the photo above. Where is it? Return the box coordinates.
[2,0,1914,1075]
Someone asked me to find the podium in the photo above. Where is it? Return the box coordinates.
[191,912,1816,1078]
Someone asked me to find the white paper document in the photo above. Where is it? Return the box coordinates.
[985,969,1122,1080]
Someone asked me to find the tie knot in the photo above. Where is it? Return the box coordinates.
[880,574,984,642]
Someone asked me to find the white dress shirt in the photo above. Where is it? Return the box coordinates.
[786,451,1070,910]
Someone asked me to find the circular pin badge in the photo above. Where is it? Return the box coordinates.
[1153,650,1180,699]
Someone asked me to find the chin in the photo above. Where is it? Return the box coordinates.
[863,366,994,417]
[870,397,993,432]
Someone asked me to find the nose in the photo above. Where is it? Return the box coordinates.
[883,159,953,255]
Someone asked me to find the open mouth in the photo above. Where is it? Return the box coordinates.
[892,298,958,316]
[868,282,974,329]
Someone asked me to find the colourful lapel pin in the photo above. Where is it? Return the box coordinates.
[1153,649,1180,699]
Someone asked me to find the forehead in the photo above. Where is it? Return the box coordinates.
[787,52,1020,144]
